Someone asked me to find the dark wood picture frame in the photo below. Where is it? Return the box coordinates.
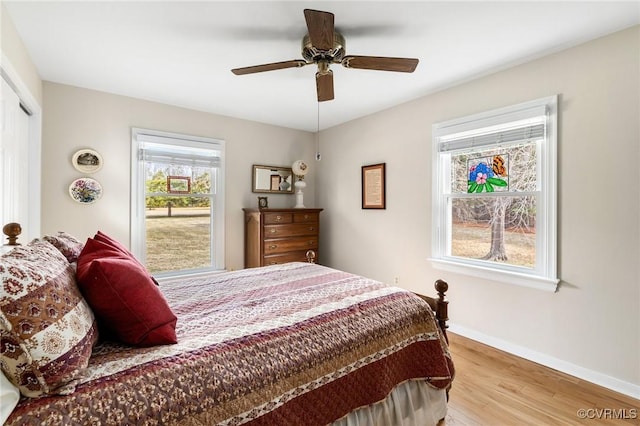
[362,163,386,209]
[167,176,191,194]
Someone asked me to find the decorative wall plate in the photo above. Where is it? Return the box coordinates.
[69,177,103,204]
[72,149,103,173]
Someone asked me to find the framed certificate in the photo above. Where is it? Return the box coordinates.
[362,163,386,209]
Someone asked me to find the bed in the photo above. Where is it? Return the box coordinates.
[1,228,453,425]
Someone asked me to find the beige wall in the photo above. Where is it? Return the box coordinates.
[317,26,639,394]
[1,3,42,105]
[41,83,316,271]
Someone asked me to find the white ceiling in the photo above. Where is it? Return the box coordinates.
[5,1,639,132]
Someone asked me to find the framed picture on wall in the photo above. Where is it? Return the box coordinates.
[167,176,191,194]
[362,163,386,209]
[72,149,103,173]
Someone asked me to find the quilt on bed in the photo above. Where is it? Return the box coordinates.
[6,262,454,425]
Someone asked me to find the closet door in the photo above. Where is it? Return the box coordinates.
[1,76,30,239]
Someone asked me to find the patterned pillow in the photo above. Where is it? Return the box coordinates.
[0,239,98,397]
[43,231,85,263]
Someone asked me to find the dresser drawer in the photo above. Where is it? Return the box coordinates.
[293,212,319,223]
[264,222,318,238]
[263,250,317,265]
[264,236,318,254]
[264,212,293,224]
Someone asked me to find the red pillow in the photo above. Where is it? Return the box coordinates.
[94,231,139,262]
[76,238,177,347]
[93,231,159,286]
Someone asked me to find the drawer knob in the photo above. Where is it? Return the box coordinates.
[308,227,315,231]
[304,214,309,219]
[306,250,316,264]
[270,229,277,234]
[269,245,278,249]
[276,215,282,221]
[308,241,314,245]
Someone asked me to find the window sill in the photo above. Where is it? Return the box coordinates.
[429,258,559,292]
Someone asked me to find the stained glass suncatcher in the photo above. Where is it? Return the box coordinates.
[467,154,509,193]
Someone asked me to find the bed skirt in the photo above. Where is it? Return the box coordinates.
[334,379,447,426]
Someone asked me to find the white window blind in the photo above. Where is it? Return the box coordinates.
[436,104,548,151]
[137,134,222,168]
[438,121,545,153]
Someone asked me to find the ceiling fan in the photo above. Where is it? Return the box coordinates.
[231,9,419,102]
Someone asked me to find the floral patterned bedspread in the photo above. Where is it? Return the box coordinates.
[7,262,454,425]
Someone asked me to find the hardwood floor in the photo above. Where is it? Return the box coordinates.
[441,333,639,425]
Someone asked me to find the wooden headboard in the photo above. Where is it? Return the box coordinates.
[1,222,22,254]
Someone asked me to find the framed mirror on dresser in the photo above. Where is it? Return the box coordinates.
[252,165,295,194]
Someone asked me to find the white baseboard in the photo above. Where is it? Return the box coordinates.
[448,323,640,400]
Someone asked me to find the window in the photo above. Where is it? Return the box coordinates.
[131,128,225,277]
[431,96,558,291]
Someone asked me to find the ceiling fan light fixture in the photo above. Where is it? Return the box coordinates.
[301,32,346,63]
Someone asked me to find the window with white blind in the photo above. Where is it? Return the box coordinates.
[131,128,225,276]
[431,96,559,291]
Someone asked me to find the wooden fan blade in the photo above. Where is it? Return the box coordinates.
[316,71,334,102]
[232,60,307,75]
[304,9,334,51]
[342,56,419,73]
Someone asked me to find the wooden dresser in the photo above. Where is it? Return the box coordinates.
[243,208,323,267]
